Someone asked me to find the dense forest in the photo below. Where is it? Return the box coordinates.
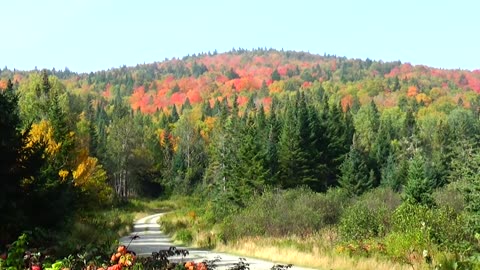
[2,48,480,268]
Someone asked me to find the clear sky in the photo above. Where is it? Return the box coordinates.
[1,0,478,73]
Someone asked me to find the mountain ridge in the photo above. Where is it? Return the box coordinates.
[1,49,479,115]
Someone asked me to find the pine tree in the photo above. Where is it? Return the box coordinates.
[170,105,179,123]
[48,93,69,143]
[232,115,268,200]
[41,69,51,95]
[278,98,301,188]
[374,119,393,170]
[271,68,281,81]
[338,138,372,196]
[324,101,350,186]
[393,76,400,91]
[295,92,315,186]
[380,153,406,191]
[201,100,213,118]
[404,109,416,138]
[305,101,328,190]
[181,97,192,113]
[266,99,281,185]
[211,99,220,116]
[0,79,44,245]
[449,145,480,234]
[403,152,434,206]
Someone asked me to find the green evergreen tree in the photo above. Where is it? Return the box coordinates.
[0,79,44,245]
[392,76,400,91]
[338,138,372,196]
[226,68,240,80]
[278,98,301,188]
[324,101,351,186]
[305,102,328,190]
[449,145,480,234]
[170,105,179,122]
[181,97,192,113]
[374,119,393,171]
[201,100,213,118]
[231,115,268,200]
[295,92,315,186]
[271,68,281,81]
[266,99,280,185]
[404,109,416,138]
[403,152,434,206]
[41,69,51,95]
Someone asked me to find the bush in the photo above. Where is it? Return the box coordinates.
[175,229,193,245]
[159,213,189,235]
[222,187,349,241]
[386,202,470,260]
[433,183,465,214]
[339,188,401,241]
[384,230,429,264]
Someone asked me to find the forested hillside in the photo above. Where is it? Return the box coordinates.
[2,48,480,268]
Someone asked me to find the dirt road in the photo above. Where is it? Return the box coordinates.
[120,213,316,270]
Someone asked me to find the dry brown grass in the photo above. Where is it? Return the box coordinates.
[215,237,412,270]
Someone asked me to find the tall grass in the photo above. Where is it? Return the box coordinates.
[216,236,410,270]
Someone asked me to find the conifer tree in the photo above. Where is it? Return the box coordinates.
[338,137,372,196]
[232,114,268,200]
[266,99,281,185]
[271,68,281,81]
[170,105,179,123]
[278,98,301,188]
[181,97,192,113]
[403,152,434,206]
[0,80,44,244]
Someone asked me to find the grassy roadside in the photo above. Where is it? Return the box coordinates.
[215,237,409,270]
[157,193,417,270]
[160,212,411,270]
[58,198,176,257]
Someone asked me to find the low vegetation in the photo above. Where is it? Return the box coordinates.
[159,186,480,270]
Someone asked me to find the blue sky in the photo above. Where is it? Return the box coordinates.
[1,0,478,73]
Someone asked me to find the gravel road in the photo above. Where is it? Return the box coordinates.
[119,213,316,270]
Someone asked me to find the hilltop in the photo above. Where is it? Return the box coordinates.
[2,49,479,115]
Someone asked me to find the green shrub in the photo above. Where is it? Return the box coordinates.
[391,202,469,252]
[159,213,189,235]
[339,188,401,241]
[383,203,433,262]
[433,183,465,214]
[175,229,193,244]
[434,253,480,270]
[384,230,429,263]
[222,187,349,241]
[384,202,471,261]
[2,234,28,269]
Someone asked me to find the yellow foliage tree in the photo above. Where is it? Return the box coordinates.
[268,80,285,94]
[415,93,432,105]
[26,120,61,156]
[73,156,113,205]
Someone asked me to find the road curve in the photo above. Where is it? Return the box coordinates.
[119,213,316,270]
